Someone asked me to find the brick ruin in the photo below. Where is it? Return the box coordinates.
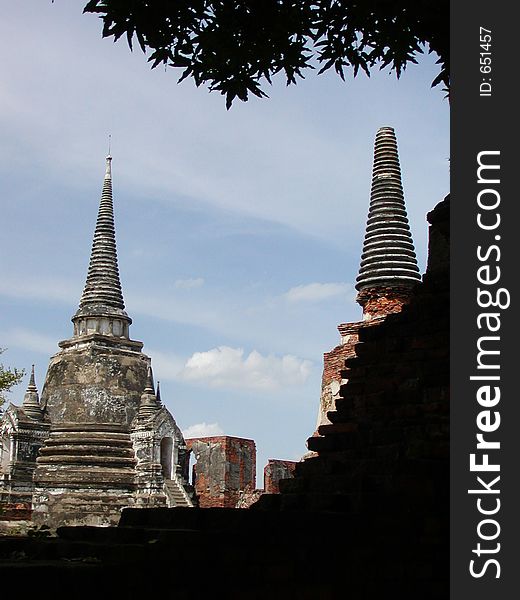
[315,126,421,433]
[0,128,443,523]
[263,459,297,494]
[186,436,256,508]
[252,129,448,532]
[0,137,449,598]
[184,436,297,508]
[0,155,297,524]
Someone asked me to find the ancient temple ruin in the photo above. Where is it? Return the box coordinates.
[1,128,446,555]
[315,126,421,430]
[254,129,449,531]
[0,156,193,526]
[0,128,449,596]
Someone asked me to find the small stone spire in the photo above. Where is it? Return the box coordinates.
[356,127,421,319]
[156,381,162,407]
[72,155,132,338]
[22,365,44,420]
[138,366,161,419]
[144,366,155,394]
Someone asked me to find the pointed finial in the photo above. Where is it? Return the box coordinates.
[139,365,160,419]
[156,381,162,405]
[144,365,155,394]
[22,365,43,420]
[28,364,37,390]
[105,153,112,180]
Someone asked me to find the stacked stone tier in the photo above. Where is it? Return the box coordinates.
[356,127,420,291]
[79,173,125,312]
[35,424,136,486]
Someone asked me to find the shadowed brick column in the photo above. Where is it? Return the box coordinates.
[315,127,421,431]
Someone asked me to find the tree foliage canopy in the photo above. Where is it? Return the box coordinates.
[83,0,449,108]
[0,349,24,410]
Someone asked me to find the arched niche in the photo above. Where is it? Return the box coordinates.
[160,436,174,480]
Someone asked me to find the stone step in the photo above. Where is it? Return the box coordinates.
[163,480,191,507]
[34,467,136,483]
[168,492,186,500]
[317,422,359,436]
[307,431,368,453]
[44,434,133,446]
[36,454,136,466]
[51,423,129,432]
[38,445,135,457]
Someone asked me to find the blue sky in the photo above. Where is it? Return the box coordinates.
[0,2,449,484]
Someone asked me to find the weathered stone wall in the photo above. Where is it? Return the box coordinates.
[41,342,150,425]
[131,408,192,507]
[186,436,256,508]
[235,487,263,508]
[264,459,296,494]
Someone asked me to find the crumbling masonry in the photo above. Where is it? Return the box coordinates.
[0,156,193,526]
[0,156,296,523]
[0,128,449,597]
[315,126,421,432]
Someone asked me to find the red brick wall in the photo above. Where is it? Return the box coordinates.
[186,436,256,508]
[316,292,412,432]
[322,343,355,389]
[264,460,297,494]
[356,286,414,320]
[317,322,371,430]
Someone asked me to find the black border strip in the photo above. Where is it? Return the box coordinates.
[451,2,518,597]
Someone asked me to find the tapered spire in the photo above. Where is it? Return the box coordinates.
[22,365,44,420]
[79,155,125,311]
[144,366,155,394]
[356,127,421,317]
[356,127,420,289]
[72,155,132,339]
[138,366,161,419]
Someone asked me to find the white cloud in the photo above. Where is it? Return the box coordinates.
[283,282,354,303]
[174,277,205,289]
[178,346,312,391]
[183,422,224,439]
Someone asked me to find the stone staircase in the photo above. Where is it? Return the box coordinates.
[163,477,193,507]
[255,197,449,517]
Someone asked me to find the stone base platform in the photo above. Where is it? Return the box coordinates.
[32,423,137,527]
